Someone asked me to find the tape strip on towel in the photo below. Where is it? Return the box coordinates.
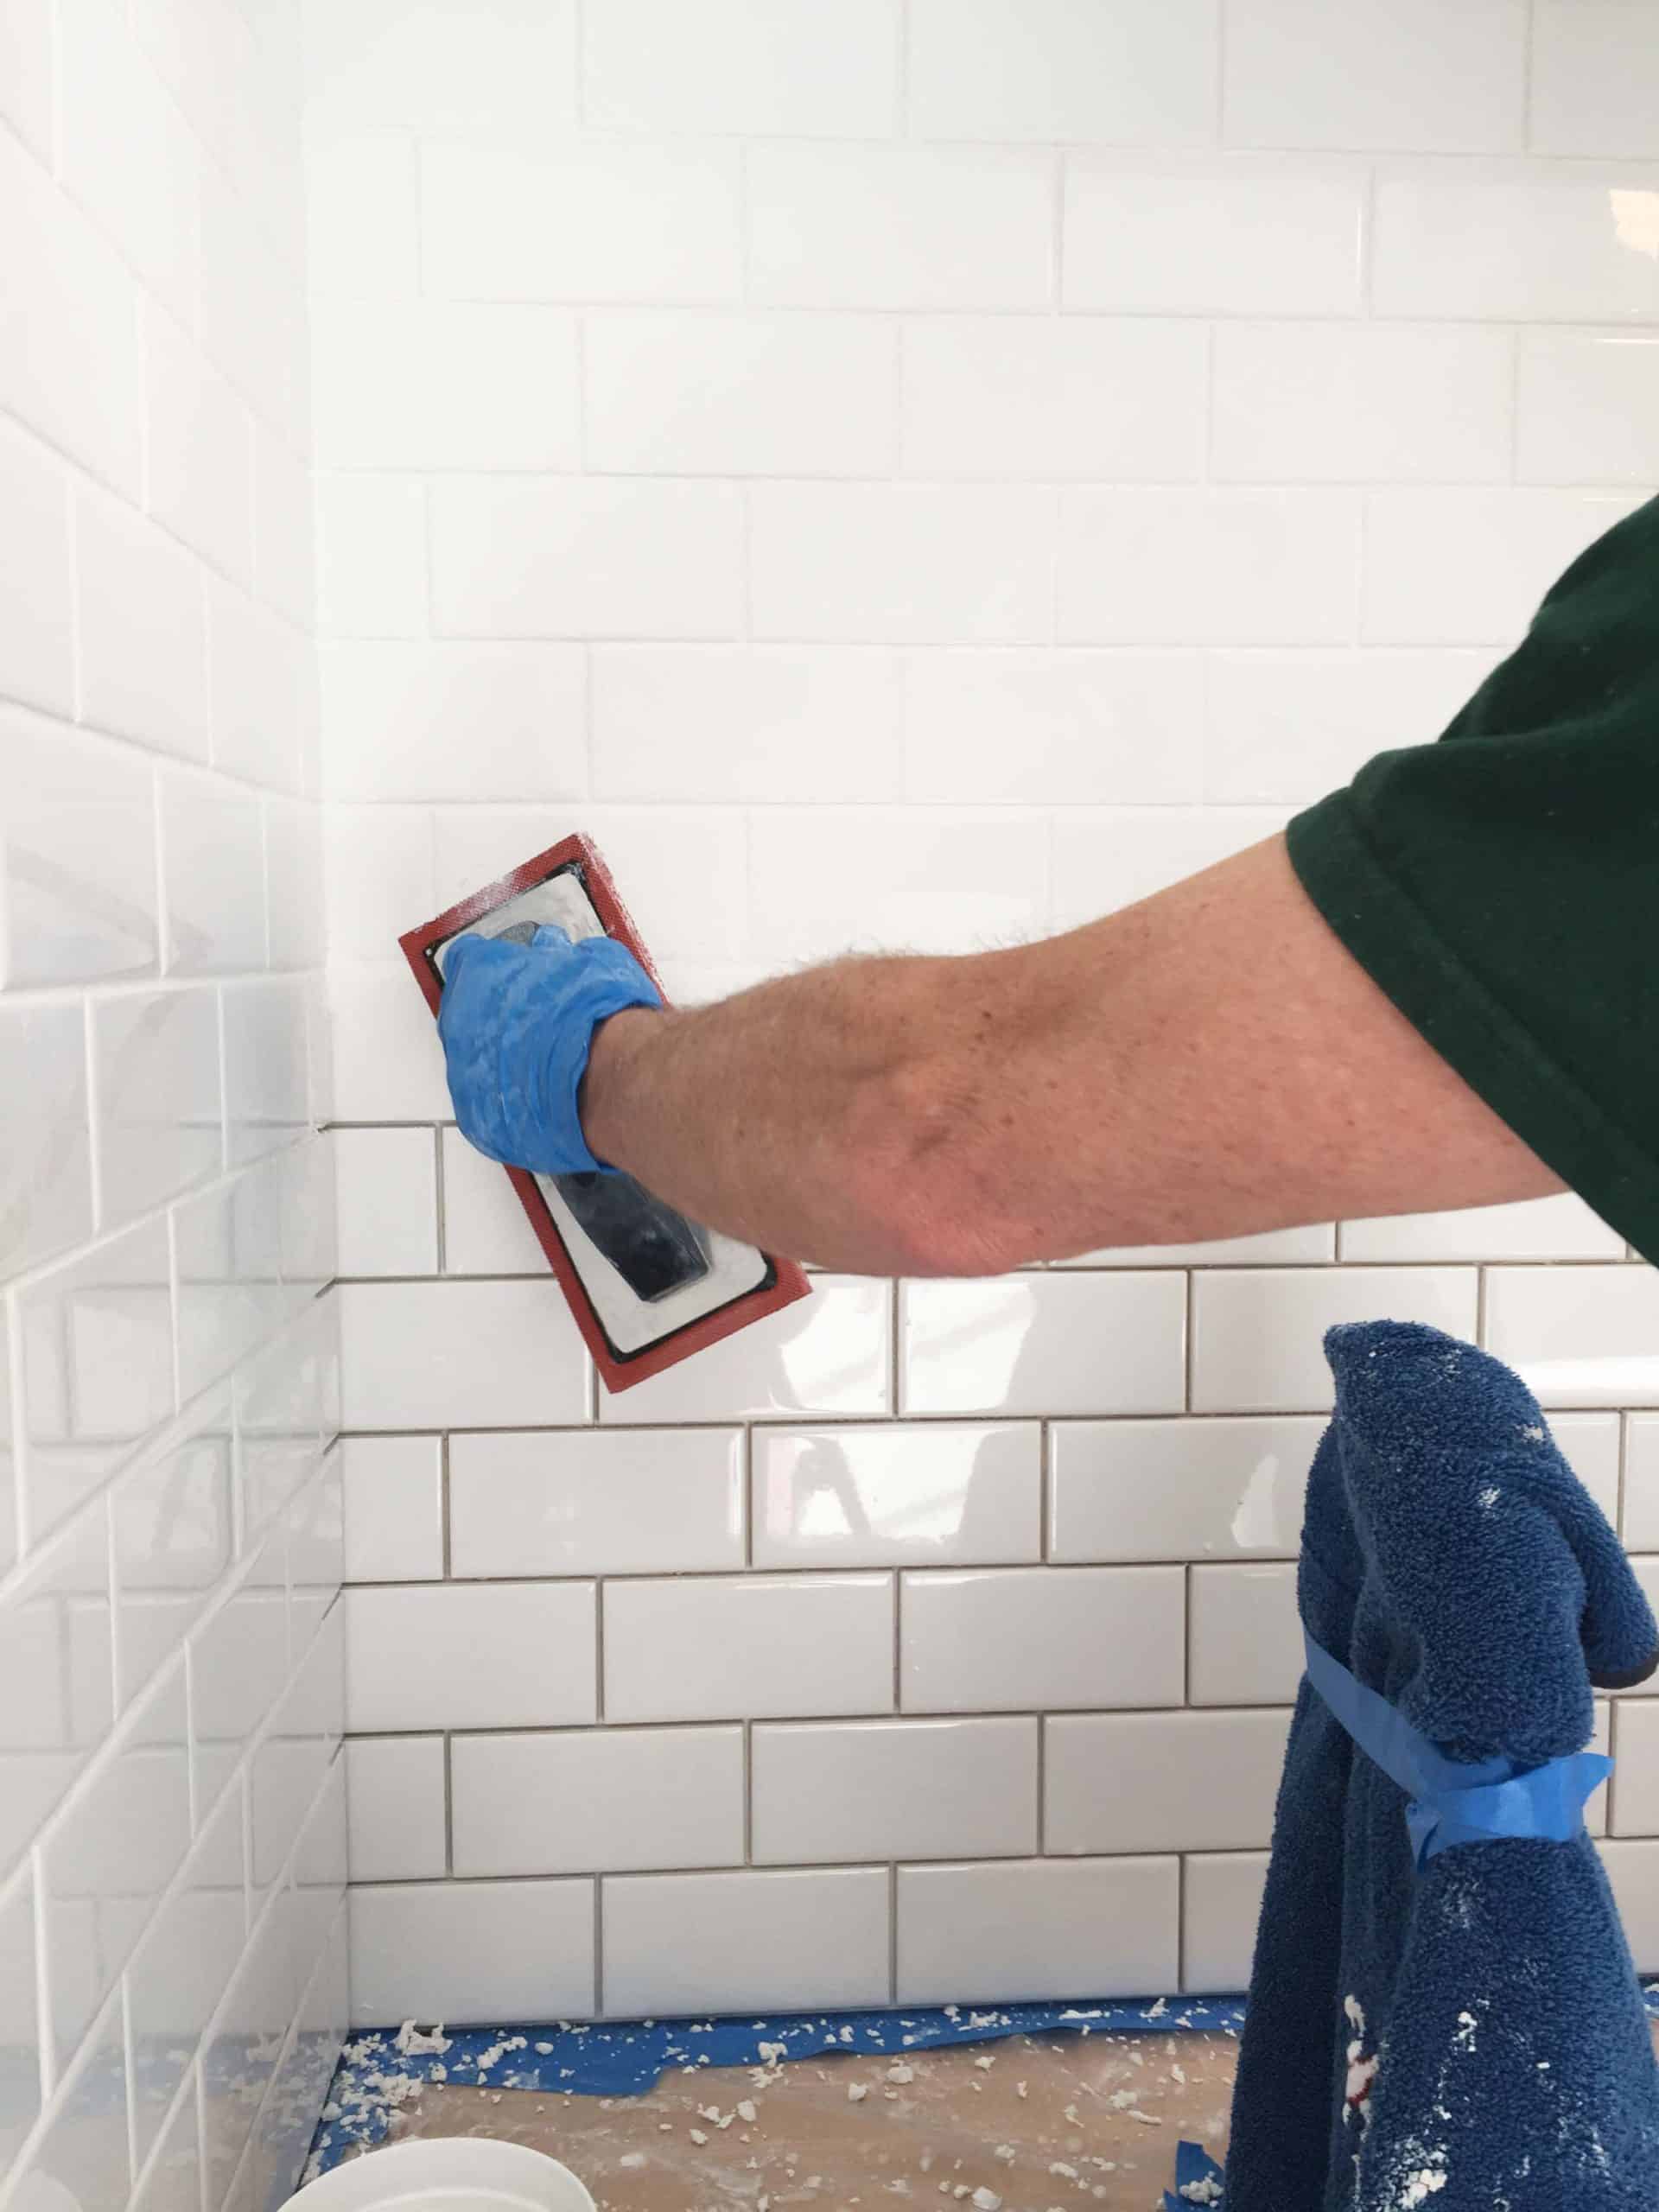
[1303,1630,1611,1870]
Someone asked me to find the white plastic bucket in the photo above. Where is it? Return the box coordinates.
[295,2137,595,2212]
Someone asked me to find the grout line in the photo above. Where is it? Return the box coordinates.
[443,1732,454,1875]
[1034,1713,1046,1856]
[439,1433,453,1578]
[432,1124,447,1274]
[742,1718,753,1866]
[894,0,910,137]
[82,996,104,1234]
[1176,1852,1187,1995]
[1522,0,1540,152]
[593,1873,603,2018]
[30,1843,54,2104]
[1182,1269,1196,1414]
[888,1859,899,2004]
[594,1578,607,1721]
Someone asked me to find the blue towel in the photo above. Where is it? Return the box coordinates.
[1224,1321,1659,2211]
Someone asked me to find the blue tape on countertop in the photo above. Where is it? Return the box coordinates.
[304,1995,1248,2177]
[1165,2136,1226,2209]
[1304,1629,1613,1870]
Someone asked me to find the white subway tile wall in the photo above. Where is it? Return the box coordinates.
[293,0,1659,2031]
[0,1,345,2207]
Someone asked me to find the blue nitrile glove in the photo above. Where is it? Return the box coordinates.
[438,923,662,1176]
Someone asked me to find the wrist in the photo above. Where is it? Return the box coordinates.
[579,1005,665,1167]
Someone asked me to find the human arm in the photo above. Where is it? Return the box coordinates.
[576,831,1562,1278]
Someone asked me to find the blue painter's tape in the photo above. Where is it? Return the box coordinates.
[1303,1630,1611,1869]
[1164,2136,1225,2208]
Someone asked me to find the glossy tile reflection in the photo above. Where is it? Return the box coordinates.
[754,1421,1040,1566]
[0,1506,114,1875]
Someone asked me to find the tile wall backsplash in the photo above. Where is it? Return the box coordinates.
[302,0,1659,2028]
[0,0,344,2207]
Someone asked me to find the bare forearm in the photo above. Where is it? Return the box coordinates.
[580,950,993,1274]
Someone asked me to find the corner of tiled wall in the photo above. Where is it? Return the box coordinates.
[2,1,346,2208]
[302,0,1659,2028]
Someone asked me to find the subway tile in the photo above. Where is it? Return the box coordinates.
[304,0,575,131]
[172,1171,286,1406]
[452,1726,744,1878]
[59,0,201,322]
[338,1278,588,1428]
[92,988,223,1226]
[249,1625,343,1907]
[1212,322,1513,484]
[1046,1709,1292,1853]
[303,130,420,302]
[901,1275,1186,1418]
[251,421,315,632]
[278,1135,340,1302]
[112,1393,233,1708]
[587,311,894,479]
[602,1867,888,2018]
[0,121,143,498]
[1613,1704,1659,1837]
[422,139,740,304]
[1,708,159,988]
[199,1903,292,2209]
[207,582,310,792]
[437,1126,547,1275]
[0,1351,12,1584]
[1202,648,1497,805]
[1544,1414,1624,1532]
[346,1582,596,1732]
[349,1878,594,2028]
[41,1666,191,2060]
[897,1857,1178,2005]
[591,646,904,804]
[1058,1224,1335,1267]
[1484,1266,1659,1408]
[76,484,209,760]
[584,0,896,135]
[750,481,1056,645]
[344,1737,446,1884]
[1060,487,1359,645]
[1190,1562,1303,1705]
[1192,1267,1479,1413]
[434,804,750,969]
[311,302,578,471]
[902,1566,1184,1713]
[341,1434,442,1583]
[1051,804,1292,930]
[287,1450,345,1647]
[0,1864,41,2168]
[200,175,307,444]
[17,1222,175,1543]
[264,796,325,972]
[0,1004,93,1279]
[1363,491,1641,645]
[160,768,266,976]
[188,1544,286,1817]
[595,1274,891,1424]
[1530,3,1659,159]
[753,1717,1037,1865]
[1181,1851,1268,1994]
[143,302,252,591]
[1375,176,1659,324]
[315,474,426,639]
[321,806,434,960]
[0,0,52,157]
[1600,1841,1659,1977]
[902,650,1204,806]
[1516,333,1659,487]
[235,1308,327,1545]
[1626,1417,1659,1551]
[0,417,73,716]
[753,1423,1040,1570]
[901,317,1207,482]
[1064,157,1365,315]
[909,0,1215,143]
[327,964,454,1123]
[747,808,1049,964]
[450,1428,744,1579]
[1224,0,1527,154]
[223,976,311,1164]
[1341,1193,1625,1263]
[429,477,743,641]
[747,143,1053,312]
[606,1573,892,1724]
[333,1127,436,1277]
[1048,1415,1324,1564]
[0,1505,113,1872]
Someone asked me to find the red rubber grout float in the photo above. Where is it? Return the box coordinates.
[400,831,810,1395]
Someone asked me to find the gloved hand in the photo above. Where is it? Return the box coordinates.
[437,923,663,1176]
